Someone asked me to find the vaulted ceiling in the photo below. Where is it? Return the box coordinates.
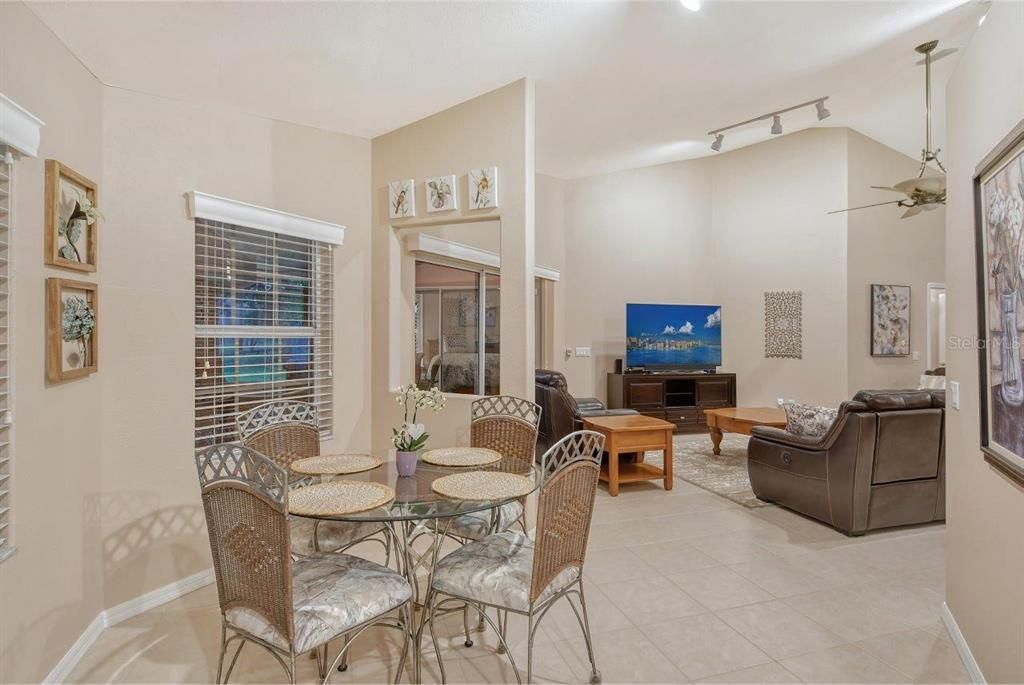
[29,1,986,178]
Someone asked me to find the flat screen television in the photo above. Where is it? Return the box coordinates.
[626,303,722,370]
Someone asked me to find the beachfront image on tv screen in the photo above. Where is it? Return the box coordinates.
[626,303,722,369]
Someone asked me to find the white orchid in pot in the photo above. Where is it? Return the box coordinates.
[393,385,445,476]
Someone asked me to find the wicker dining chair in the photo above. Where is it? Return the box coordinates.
[420,430,605,684]
[437,396,541,543]
[236,400,390,560]
[195,444,412,684]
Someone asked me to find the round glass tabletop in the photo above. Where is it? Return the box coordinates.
[288,456,539,523]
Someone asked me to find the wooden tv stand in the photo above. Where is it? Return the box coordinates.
[607,371,737,433]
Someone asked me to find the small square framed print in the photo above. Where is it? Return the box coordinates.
[45,160,99,272]
[47,278,98,383]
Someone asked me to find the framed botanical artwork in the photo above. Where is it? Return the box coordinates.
[388,179,415,219]
[425,175,457,213]
[47,278,98,383]
[45,160,100,272]
[975,117,1024,485]
[870,284,911,357]
[468,167,498,209]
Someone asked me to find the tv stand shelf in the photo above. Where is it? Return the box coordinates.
[607,371,736,433]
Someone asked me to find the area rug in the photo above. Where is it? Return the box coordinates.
[645,433,772,508]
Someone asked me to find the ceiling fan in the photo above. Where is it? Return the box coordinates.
[830,40,952,219]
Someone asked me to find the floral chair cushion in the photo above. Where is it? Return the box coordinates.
[226,553,411,654]
[431,531,579,612]
[781,400,839,438]
[289,517,386,556]
[429,501,523,541]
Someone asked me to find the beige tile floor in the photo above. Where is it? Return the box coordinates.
[67,480,967,684]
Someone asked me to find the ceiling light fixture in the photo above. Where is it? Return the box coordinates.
[706,96,831,152]
[679,0,702,11]
[815,99,831,121]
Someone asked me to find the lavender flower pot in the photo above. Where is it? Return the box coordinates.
[396,450,419,477]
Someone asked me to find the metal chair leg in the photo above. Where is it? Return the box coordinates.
[394,604,412,685]
[462,603,474,647]
[336,635,350,671]
[215,624,228,684]
[496,610,508,654]
[425,591,448,684]
[223,641,245,684]
[573,587,601,684]
[527,613,535,685]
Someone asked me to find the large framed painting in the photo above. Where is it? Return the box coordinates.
[870,284,911,357]
[975,117,1024,485]
[46,278,98,383]
[45,160,99,272]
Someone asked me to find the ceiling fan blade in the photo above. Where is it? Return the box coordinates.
[828,200,905,215]
[870,185,904,193]
[922,202,942,211]
[891,175,946,196]
[902,204,925,218]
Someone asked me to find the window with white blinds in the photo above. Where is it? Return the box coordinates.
[0,148,13,559]
[194,218,333,448]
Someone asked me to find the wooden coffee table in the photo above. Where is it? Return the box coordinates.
[582,415,674,496]
[704,407,787,455]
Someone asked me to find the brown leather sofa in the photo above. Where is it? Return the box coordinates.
[747,389,945,536]
[535,369,636,457]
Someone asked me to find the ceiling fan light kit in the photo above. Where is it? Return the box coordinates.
[829,40,948,218]
[707,96,830,151]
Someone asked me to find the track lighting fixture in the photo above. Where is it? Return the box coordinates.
[815,99,831,121]
[706,96,831,152]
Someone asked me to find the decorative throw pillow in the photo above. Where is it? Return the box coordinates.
[782,400,838,438]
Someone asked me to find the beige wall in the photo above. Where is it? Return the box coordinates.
[536,173,566,370]
[0,4,105,681]
[0,5,372,681]
[556,127,943,407]
[944,3,1024,681]
[846,129,946,392]
[370,80,535,452]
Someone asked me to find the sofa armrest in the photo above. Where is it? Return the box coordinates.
[750,426,827,449]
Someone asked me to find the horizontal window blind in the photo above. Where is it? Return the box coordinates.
[0,149,12,557]
[194,218,333,448]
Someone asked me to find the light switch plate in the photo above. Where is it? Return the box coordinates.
[949,381,960,410]
[575,347,592,358]
[912,351,921,361]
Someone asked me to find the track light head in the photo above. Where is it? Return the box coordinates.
[770,114,782,135]
[679,0,701,11]
[816,100,831,121]
[711,133,724,152]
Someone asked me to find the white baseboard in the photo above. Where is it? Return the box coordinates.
[941,601,986,684]
[43,568,214,684]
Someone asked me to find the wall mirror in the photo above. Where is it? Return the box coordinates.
[926,282,946,370]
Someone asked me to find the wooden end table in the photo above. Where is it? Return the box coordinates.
[703,407,787,455]
[582,415,674,496]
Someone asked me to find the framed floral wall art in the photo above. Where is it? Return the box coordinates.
[870,284,911,357]
[47,278,98,383]
[388,179,415,219]
[975,117,1024,485]
[468,167,498,209]
[45,160,101,272]
[425,175,457,213]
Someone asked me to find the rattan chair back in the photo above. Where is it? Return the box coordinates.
[195,444,294,647]
[529,430,604,603]
[470,395,541,465]
[236,400,319,472]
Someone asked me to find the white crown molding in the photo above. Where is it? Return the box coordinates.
[186,191,345,245]
[43,568,214,684]
[941,601,986,684]
[0,93,45,158]
[406,233,560,281]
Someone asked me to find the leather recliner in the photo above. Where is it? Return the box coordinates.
[535,369,636,457]
[747,389,945,536]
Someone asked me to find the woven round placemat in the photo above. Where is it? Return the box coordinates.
[431,471,534,501]
[421,447,502,467]
[289,480,394,516]
[290,453,383,475]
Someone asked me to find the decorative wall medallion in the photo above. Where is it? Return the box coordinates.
[388,179,415,219]
[764,290,802,359]
[47,278,98,383]
[870,284,911,356]
[425,175,457,212]
[45,160,100,272]
[468,167,498,209]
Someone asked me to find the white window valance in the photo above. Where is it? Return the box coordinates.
[405,233,560,281]
[0,94,45,158]
[185,191,345,245]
